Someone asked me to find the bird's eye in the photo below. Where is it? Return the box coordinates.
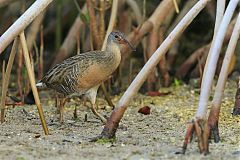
[114,35,119,38]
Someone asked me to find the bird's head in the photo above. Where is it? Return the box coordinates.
[108,31,135,51]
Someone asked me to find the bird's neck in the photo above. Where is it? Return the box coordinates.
[105,40,121,70]
[106,41,121,55]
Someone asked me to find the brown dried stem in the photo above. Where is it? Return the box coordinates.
[1,38,18,123]
[39,25,44,79]
[146,0,178,90]
[167,0,198,69]
[100,0,119,109]
[19,32,49,135]
[176,15,237,80]
[26,12,45,52]
[86,0,101,50]
[99,0,106,43]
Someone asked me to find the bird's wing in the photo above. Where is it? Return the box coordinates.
[41,51,106,95]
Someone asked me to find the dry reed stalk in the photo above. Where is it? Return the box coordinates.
[19,32,49,135]
[1,38,18,123]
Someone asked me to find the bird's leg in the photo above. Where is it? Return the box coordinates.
[180,118,209,155]
[55,96,59,113]
[232,85,240,115]
[59,98,67,123]
[83,98,88,122]
[73,105,78,119]
[90,102,107,123]
[86,85,107,123]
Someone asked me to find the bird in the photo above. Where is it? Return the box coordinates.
[36,31,135,123]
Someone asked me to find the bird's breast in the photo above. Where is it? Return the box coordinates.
[77,57,120,89]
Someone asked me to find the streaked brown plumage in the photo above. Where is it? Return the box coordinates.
[37,31,134,122]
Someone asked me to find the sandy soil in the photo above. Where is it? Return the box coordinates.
[0,80,240,160]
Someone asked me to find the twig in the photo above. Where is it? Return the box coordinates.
[1,38,18,123]
[146,0,177,90]
[176,15,237,80]
[126,0,142,24]
[172,0,179,13]
[86,0,101,49]
[101,0,118,50]
[39,25,44,79]
[167,0,198,34]
[26,11,45,52]
[99,0,106,43]
[17,44,23,99]
[19,31,49,135]
[100,0,119,108]
[2,60,5,84]
[76,34,80,55]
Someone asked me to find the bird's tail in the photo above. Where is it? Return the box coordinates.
[24,90,35,104]
[36,82,46,88]
[24,81,46,104]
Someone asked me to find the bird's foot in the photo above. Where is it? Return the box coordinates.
[59,113,64,124]
[90,104,107,123]
[84,113,88,122]
[98,115,107,124]
[232,105,240,115]
[179,118,210,155]
[73,106,78,119]
[58,98,66,123]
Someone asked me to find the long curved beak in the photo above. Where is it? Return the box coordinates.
[122,38,136,51]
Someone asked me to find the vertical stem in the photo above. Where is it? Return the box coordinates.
[158,27,170,87]
[1,61,5,120]
[86,0,101,49]
[19,32,49,135]
[1,38,19,123]
[196,0,238,118]
[100,0,119,108]
[212,13,240,108]
[2,60,5,85]
[101,0,118,50]
[213,0,226,39]
[146,28,159,91]
[172,0,179,13]
[76,34,80,55]
[99,0,106,43]
[101,83,114,108]
[39,25,44,79]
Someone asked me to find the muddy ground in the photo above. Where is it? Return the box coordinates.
[0,80,240,160]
